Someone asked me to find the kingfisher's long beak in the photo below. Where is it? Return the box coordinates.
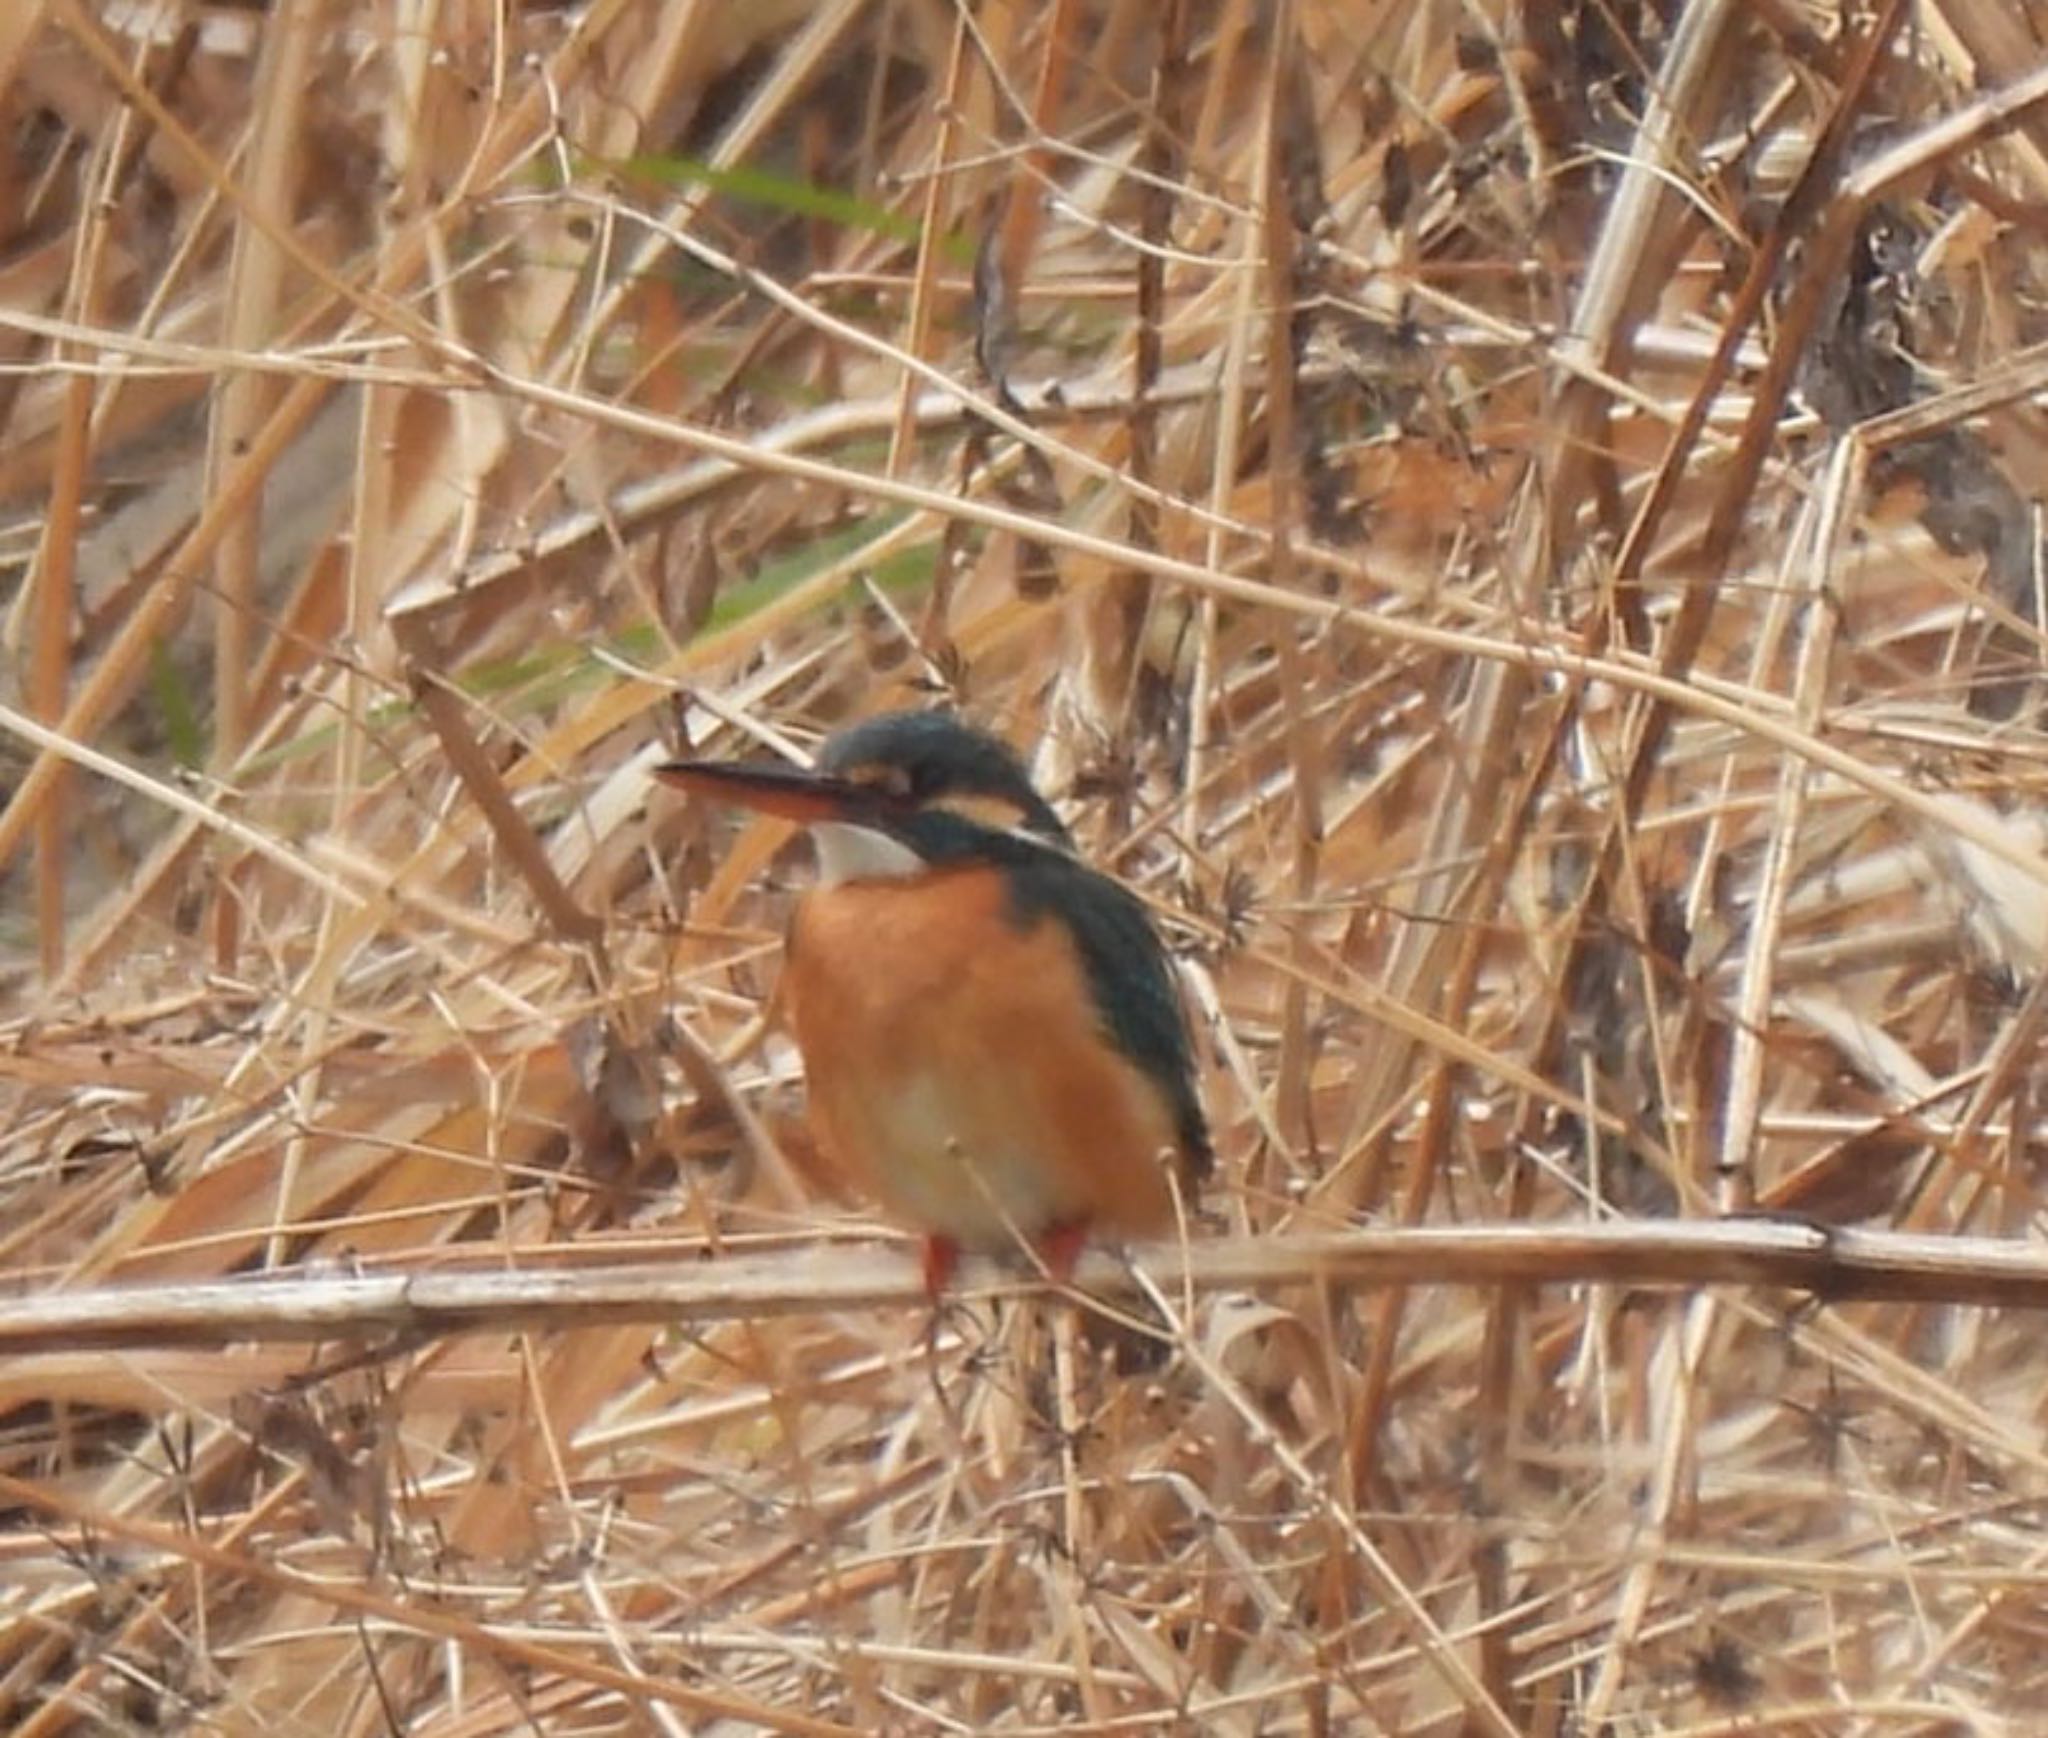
[656,758,873,827]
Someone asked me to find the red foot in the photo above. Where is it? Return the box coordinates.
[1037,1220,1089,1283]
[921,1234,960,1299]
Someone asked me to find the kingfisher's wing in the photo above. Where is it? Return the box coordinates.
[1006,855,1212,1181]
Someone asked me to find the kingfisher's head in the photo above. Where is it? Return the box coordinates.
[658,709,1071,884]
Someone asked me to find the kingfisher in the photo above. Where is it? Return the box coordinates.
[658,709,1210,1295]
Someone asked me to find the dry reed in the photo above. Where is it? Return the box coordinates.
[5,1,2048,1731]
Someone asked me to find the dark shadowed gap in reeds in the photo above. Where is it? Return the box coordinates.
[5,0,2048,1730]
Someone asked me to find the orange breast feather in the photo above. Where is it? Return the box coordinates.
[781,867,1181,1251]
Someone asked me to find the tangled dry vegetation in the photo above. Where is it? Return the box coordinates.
[7,0,2048,1731]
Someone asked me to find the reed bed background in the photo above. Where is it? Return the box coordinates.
[5,0,2048,1731]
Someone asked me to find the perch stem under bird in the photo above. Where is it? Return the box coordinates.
[658,710,1210,1297]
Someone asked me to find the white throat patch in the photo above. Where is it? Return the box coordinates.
[813,821,925,885]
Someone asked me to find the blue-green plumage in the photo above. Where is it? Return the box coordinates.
[816,710,1070,844]
[1015,854,1214,1178]
[895,809,1212,1182]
